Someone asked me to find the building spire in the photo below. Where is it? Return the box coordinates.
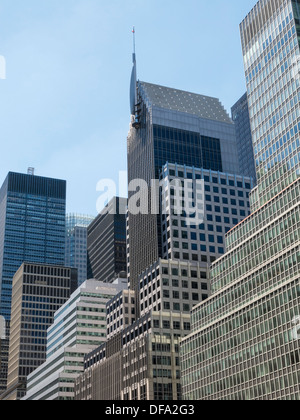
[130,26,137,116]
[132,26,136,58]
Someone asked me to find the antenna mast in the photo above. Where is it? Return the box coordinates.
[130,26,141,128]
[132,27,136,57]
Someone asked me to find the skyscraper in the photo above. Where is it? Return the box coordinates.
[75,40,254,402]
[3,263,77,400]
[127,78,242,298]
[159,163,252,266]
[231,93,257,183]
[74,51,252,401]
[22,279,126,400]
[180,0,300,400]
[243,0,300,208]
[87,197,127,283]
[0,171,66,392]
[74,165,253,401]
[65,214,95,286]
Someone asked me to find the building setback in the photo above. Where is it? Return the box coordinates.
[74,164,253,400]
[181,179,300,400]
[73,55,255,400]
[180,0,300,401]
[2,263,77,400]
[87,197,127,283]
[0,171,66,393]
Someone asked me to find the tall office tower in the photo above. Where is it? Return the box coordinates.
[181,0,300,401]
[244,0,300,207]
[22,279,126,400]
[231,93,257,183]
[87,197,127,283]
[160,163,253,265]
[75,261,207,401]
[0,171,66,393]
[127,77,241,299]
[65,214,95,286]
[74,166,253,401]
[74,55,254,401]
[2,263,77,400]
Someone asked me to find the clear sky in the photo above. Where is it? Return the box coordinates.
[0,0,258,216]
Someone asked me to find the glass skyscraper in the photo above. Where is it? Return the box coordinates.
[127,80,242,300]
[180,0,300,400]
[87,197,127,283]
[0,171,66,392]
[242,0,300,207]
[231,93,257,183]
[71,52,255,401]
[65,213,95,286]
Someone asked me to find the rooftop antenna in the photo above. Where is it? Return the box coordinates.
[132,26,136,58]
[130,26,141,129]
[27,167,35,176]
[130,27,138,119]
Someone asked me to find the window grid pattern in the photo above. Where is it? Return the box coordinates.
[181,280,300,400]
[241,0,300,206]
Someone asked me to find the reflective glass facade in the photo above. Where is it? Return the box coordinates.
[232,93,257,183]
[0,172,66,393]
[153,125,223,178]
[127,81,240,297]
[242,0,300,206]
[181,177,300,400]
[87,197,127,283]
[180,0,300,401]
[65,214,94,286]
[0,172,66,321]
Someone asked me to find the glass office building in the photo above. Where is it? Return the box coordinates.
[231,93,257,183]
[0,172,66,320]
[127,80,241,300]
[0,172,66,392]
[87,197,127,283]
[75,162,253,401]
[65,213,95,286]
[180,0,300,401]
[242,0,300,207]
[181,178,300,400]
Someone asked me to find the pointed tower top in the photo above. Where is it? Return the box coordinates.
[132,27,136,58]
[130,27,137,116]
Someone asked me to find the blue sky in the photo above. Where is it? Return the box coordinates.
[0,0,257,216]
